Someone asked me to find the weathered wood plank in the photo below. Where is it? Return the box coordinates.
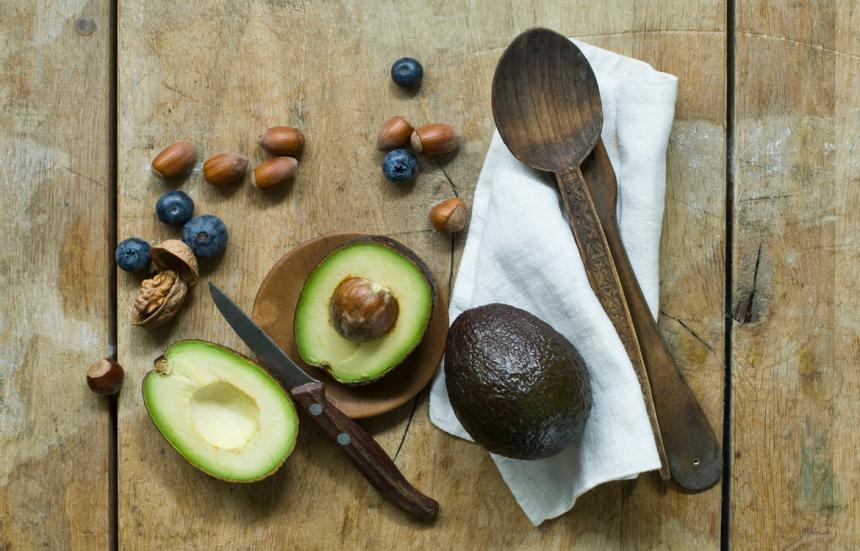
[117,1,725,548]
[0,1,112,549]
[732,1,860,548]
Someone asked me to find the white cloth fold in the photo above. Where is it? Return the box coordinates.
[428,39,678,525]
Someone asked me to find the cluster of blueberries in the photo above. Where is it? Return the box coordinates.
[115,191,227,272]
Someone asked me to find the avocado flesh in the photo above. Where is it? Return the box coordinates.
[295,239,433,385]
[445,304,592,460]
[143,340,299,482]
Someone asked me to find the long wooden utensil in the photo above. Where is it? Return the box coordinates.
[581,140,722,490]
[491,27,669,481]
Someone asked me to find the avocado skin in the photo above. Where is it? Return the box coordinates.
[445,304,592,460]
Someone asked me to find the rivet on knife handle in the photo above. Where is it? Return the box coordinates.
[290,382,439,520]
[555,167,671,481]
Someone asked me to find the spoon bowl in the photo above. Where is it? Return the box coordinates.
[492,28,603,172]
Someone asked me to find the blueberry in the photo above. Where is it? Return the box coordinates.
[156,190,194,226]
[182,215,228,258]
[115,237,151,272]
[390,57,423,88]
[382,149,419,182]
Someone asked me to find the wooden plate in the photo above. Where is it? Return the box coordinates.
[252,232,448,419]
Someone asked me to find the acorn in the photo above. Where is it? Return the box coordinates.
[203,153,248,186]
[411,124,458,155]
[253,157,298,191]
[151,141,197,180]
[87,358,125,396]
[258,127,305,156]
[430,197,468,233]
[376,116,414,151]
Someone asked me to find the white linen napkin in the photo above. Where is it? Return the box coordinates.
[429,39,678,525]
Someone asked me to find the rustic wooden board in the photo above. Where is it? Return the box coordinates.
[116,1,725,548]
[0,1,112,549]
[731,1,860,548]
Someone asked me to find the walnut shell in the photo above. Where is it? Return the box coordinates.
[132,271,188,328]
[151,240,199,286]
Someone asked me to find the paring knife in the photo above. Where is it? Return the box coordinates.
[208,283,439,520]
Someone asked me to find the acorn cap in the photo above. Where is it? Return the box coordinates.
[151,240,199,286]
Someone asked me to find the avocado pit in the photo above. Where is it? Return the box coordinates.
[330,277,399,342]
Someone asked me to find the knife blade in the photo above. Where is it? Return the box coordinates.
[209,282,316,389]
[208,283,439,520]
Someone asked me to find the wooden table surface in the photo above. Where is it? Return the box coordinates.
[2,1,857,549]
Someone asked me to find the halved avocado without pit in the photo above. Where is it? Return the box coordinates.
[143,340,299,482]
[294,236,436,385]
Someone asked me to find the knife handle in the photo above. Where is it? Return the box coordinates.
[555,167,670,480]
[290,382,439,520]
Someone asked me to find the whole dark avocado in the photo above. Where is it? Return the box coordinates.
[444,303,592,460]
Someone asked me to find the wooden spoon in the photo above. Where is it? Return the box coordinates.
[582,140,722,490]
[491,27,668,481]
[492,27,721,490]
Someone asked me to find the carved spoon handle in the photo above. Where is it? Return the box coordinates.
[554,167,670,481]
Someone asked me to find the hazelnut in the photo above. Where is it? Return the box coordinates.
[258,126,305,156]
[87,358,125,396]
[410,124,458,155]
[132,270,188,328]
[330,277,399,342]
[430,197,468,233]
[253,157,298,191]
[203,153,248,186]
[151,141,197,180]
[376,116,414,151]
[151,239,199,286]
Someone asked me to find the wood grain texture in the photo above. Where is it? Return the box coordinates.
[116,1,725,548]
[0,1,112,549]
[731,1,860,548]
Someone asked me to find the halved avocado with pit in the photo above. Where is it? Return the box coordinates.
[294,236,436,385]
[143,340,299,482]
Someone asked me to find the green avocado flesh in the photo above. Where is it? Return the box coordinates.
[295,240,433,385]
[445,304,592,460]
[143,340,299,482]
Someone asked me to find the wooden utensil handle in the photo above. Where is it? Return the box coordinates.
[603,224,722,489]
[582,139,722,491]
[290,382,439,520]
[555,167,670,480]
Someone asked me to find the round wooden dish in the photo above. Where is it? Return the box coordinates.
[252,232,448,419]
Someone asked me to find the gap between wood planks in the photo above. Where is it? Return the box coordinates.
[721,0,736,549]
[108,0,118,550]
